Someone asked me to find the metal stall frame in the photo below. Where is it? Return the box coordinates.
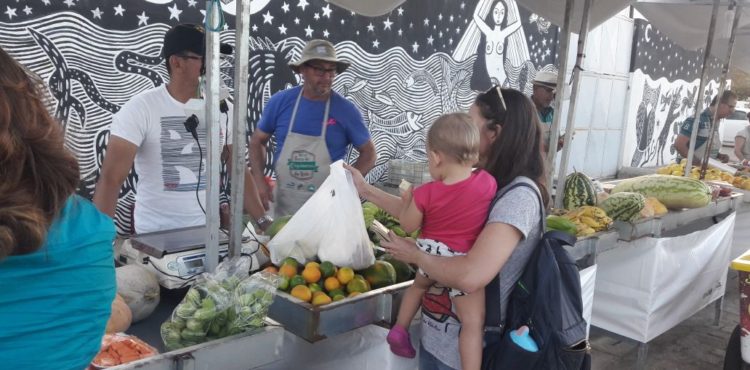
[552,0,595,209]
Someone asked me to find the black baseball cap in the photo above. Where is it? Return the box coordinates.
[162,24,232,59]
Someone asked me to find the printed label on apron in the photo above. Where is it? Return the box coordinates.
[288,150,319,180]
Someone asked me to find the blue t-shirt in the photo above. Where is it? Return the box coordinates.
[0,195,116,370]
[257,86,370,167]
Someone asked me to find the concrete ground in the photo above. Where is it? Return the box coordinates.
[589,198,750,370]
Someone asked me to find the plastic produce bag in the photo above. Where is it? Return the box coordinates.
[231,272,281,329]
[269,160,375,269]
[160,259,281,350]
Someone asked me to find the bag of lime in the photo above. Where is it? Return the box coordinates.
[160,258,281,350]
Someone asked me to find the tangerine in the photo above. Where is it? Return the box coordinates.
[324,277,341,292]
[302,266,322,283]
[336,267,355,285]
[278,264,297,279]
[290,285,312,302]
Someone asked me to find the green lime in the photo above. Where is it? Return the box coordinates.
[281,257,300,270]
[319,261,337,278]
[308,283,323,293]
[289,275,306,289]
[277,276,290,291]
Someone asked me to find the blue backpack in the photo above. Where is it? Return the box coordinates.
[482,182,591,370]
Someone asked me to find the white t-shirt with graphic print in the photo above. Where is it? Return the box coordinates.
[110,84,230,234]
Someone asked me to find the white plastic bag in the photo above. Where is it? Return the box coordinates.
[269,160,375,269]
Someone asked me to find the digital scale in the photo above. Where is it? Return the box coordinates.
[115,225,270,289]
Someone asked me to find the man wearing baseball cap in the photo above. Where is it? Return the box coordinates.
[249,39,376,218]
[531,70,565,153]
[95,24,267,234]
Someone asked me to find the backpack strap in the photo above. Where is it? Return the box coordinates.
[484,180,545,330]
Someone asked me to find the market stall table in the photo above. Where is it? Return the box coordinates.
[591,208,737,370]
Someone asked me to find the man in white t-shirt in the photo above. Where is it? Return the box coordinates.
[94,24,267,234]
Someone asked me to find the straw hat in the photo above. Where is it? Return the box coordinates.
[533,71,558,88]
[288,39,350,74]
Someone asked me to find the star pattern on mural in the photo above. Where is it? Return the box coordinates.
[13,0,556,66]
[633,20,724,82]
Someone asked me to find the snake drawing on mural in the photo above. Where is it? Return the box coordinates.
[114,50,166,88]
[28,28,124,127]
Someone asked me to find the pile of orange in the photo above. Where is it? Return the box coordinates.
[265,258,371,306]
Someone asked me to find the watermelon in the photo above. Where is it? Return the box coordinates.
[600,192,645,222]
[563,171,597,210]
[610,175,711,209]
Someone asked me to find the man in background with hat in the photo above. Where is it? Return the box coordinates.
[531,70,566,153]
[94,24,267,234]
[250,39,376,219]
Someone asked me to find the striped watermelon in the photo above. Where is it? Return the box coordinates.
[611,175,711,209]
[563,171,597,210]
[600,192,645,222]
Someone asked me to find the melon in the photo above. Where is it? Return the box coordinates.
[266,215,292,239]
[116,264,160,323]
[106,294,132,333]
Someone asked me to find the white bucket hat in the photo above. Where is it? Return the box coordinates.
[533,71,558,89]
[288,39,350,74]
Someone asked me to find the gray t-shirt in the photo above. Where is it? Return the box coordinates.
[419,177,543,369]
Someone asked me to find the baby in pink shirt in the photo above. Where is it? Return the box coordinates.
[386,113,497,370]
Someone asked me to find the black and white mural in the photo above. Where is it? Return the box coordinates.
[623,19,724,168]
[1,0,560,234]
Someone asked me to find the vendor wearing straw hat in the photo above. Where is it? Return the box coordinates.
[249,39,376,220]
[531,70,565,153]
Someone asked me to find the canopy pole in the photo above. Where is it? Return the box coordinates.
[204,1,222,272]
[229,0,252,257]
[546,0,574,206]
[699,0,743,179]
[553,0,593,209]
[684,0,720,177]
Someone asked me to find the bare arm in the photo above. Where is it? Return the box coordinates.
[735,136,747,162]
[223,145,266,222]
[248,129,272,210]
[352,140,377,176]
[500,20,522,38]
[398,189,422,234]
[93,136,137,217]
[473,4,493,35]
[383,222,523,294]
[674,134,701,165]
[344,163,402,217]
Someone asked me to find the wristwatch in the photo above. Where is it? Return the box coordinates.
[256,215,274,230]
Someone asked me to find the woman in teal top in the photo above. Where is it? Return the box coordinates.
[0,47,116,370]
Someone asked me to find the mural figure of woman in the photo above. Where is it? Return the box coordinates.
[473,0,522,86]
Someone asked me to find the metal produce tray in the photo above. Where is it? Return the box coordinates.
[571,230,620,262]
[267,280,412,342]
[610,193,742,241]
[733,188,750,203]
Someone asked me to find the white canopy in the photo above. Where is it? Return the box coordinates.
[327,0,633,31]
[516,0,634,31]
[324,0,406,17]
[634,0,750,72]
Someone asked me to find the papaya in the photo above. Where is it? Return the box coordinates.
[359,261,397,289]
[378,254,415,283]
[266,215,292,239]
